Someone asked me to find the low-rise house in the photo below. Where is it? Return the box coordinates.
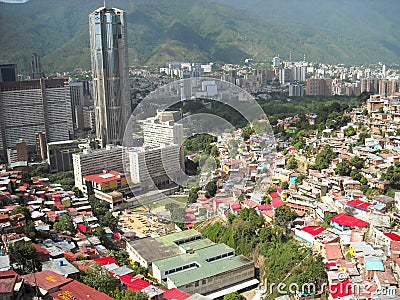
[373,262,398,294]
[0,270,23,300]
[389,241,400,259]
[330,213,369,231]
[22,270,73,298]
[373,195,395,212]
[294,226,326,246]
[349,242,379,258]
[324,243,344,261]
[345,199,372,215]
[50,279,114,300]
[365,256,385,279]
[41,258,79,279]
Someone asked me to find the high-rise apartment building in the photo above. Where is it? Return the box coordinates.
[306,78,333,96]
[89,6,131,148]
[142,111,184,149]
[0,78,73,159]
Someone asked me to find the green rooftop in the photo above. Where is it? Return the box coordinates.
[179,238,215,252]
[167,255,253,287]
[156,229,202,247]
[152,243,253,286]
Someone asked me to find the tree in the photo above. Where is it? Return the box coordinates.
[274,205,296,230]
[286,156,298,170]
[53,215,76,235]
[134,292,149,300]
[99,211,118,231]
[10,206,31,221]
[21,172,32,185]
[205,180,217,197]
[8,242,40,272]
[72,187,83,198]
[224,292,246,300]
[81,264,120,297]
[281,181,289,190]
[344,126,356,136]
[110,250,130,266]
[313,145,336,171]
[188,187,200,203]
[241,124,255,141]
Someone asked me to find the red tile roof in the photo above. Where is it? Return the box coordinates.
[269,192,279,198]
[301,226,326,236]
[383,232,400,241]
[346,199,372,210]
[77,224,87,233]
[257,204,272,211]
[50,280,113,300]
[163,288,191,300]
[231,203,241,211]
[21,270,72,291]
[33,244,50,256]
[0,271,18,294]
[93,256,117,266]
[330,213,369,228]
[391,241,400,252]
[126,278,151,292]
[325,243,344,260]
[83,171,125,184]
[271,198,284,208]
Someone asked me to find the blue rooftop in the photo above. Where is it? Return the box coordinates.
[364,256,384,271]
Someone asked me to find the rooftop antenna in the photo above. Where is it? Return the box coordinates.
[103,0,106,7]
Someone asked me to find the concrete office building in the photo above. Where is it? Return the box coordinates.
[47,140,83,173]
[152,243,255,295]
[0,64,17,83]
[72,145,125,193]
[89,6,131,147]
[0,78,73,159]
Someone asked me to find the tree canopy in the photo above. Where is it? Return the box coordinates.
[53,215,76,235]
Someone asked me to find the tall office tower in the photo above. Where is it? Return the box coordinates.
[31,53,44,79]
[0,78,73,158]
[89,6,131,148]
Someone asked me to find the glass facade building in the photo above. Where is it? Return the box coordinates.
[89,7,131,147]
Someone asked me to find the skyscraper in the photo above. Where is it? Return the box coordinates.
[31,53,44,79]
[89,6,131,148]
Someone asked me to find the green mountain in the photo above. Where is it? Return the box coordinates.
[0,0,399,73]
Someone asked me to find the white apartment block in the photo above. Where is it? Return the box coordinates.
[142,111,184,149]
[129,144,182,190]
